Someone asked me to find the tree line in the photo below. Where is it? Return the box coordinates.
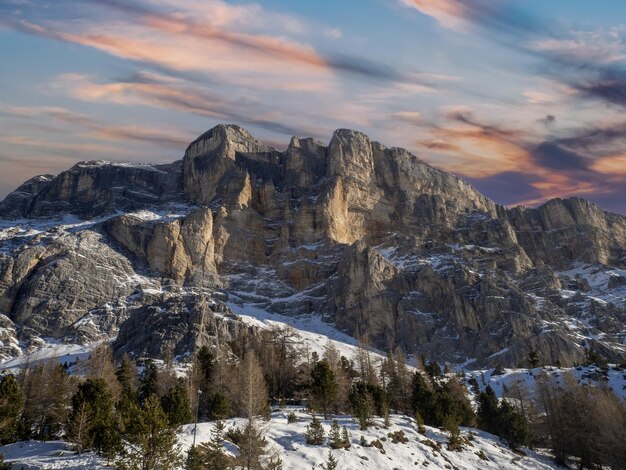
[0,325,625,469]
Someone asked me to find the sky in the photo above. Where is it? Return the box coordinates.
[2,0,626,214]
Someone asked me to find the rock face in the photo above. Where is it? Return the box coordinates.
[0,161,183,219]
[1,124,626,367]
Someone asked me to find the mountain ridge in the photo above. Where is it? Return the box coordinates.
[1,124,625,368]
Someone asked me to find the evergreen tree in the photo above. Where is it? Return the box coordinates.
[67,378,118,455]
[161,383,192,427]
[328,420,343,449]
[0,453,11,470]
[477,385,500,434]
[527,350,540,368]
[138,360,159,403]
[197,346,215,384]
[209,391,231,420]
[310,360,338,419]
[116,354,138,397]
[196,420,231,470]
[497,400,530,449]
[349,382,375,430]
[341,426,351,449]
[0,374,23,444]
[425,361,442,379]
[305,416,325,445]
[118,395,181,470]
[410,372,433,424]
[185,445,203,470]
[414,410,426,434]
[237,418,267,470]
[321,451,338,470]
[265,453,283,470]
[478,385,530,449]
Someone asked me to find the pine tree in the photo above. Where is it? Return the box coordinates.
[527,350,540,368]
[161,383,192,426]
[310,360,338,419]
[67,378,117,454]
[443,415,462,450]
[117,394,181,470]
[197,346,215,384]
[477,385,499,434]
[414,411,426,434]
[349,382,375,430]
[265,453,283,470]
[341,426,351,449]
[328,420,343,449]
[116,354,138,395]
[209,391,231,420]
[0,453,11,470]
[138,360,159,403]
[237,418,267,470]
[410,372,433,425]
[321,451,338,470]
[497,400,530,449]
[305,416,325,445]
[185,445,203,470]
[0,374,23,444]
[196,420,230,470]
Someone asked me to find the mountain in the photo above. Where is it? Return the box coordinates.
[1,124,625,368]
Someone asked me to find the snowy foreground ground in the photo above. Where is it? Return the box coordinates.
[1,410,559,470]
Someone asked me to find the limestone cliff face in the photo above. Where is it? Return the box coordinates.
[2,124,626,367]
[0,161,183,219]
[105,207,217,285]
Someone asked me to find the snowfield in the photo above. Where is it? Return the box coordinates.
[1,410,560,470]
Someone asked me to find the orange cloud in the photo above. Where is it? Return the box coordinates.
[591,154,626,176]
[417,118,530,178]
[399,0,469,29]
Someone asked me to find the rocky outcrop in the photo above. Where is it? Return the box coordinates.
[508,198,626,268]
[0,161,183,219]
[113,290,256,358]
[1,124,626,367]
[105,207,218,285]
[0,229,139,352]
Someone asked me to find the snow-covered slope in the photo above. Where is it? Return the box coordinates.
[1,410,560,470]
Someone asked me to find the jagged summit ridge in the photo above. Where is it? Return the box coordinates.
[1,124,626,368]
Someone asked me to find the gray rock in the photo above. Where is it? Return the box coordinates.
[1,124,626,367]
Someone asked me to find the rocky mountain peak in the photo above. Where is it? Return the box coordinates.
[1,124,626,368]
[327,128,374,184]
[184,124,273,161]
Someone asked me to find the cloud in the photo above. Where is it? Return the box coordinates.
[2,103,192,149]
[538,114,556,128]
[524,91,557,105]
[413,109,626,212]
[530,141,589,172]
[0,135,144,157]
[399,0,544,37]
[466,171,544,207]
[3,0,412,85]
[415,110,531,178]
[392,111,422,125]
[592,154,626,176]
[324,28,342,40]
[400,0,626,115]
[51,72,307,137]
